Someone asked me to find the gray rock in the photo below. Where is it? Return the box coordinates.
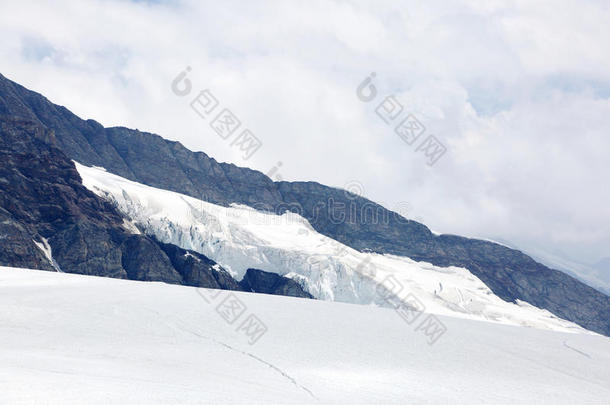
[0,117,244,293]
[240,268,313,298]
[155,239,241,290]
[0,210,55,272]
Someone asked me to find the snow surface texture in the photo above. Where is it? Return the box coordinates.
[1,267,608,404]
[77,163,586,333]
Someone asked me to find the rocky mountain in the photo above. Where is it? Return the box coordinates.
[0,73,608,335]
[0,116,308,298]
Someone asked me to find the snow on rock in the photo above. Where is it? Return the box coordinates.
[33,237,62,272]
[77,163,587,333]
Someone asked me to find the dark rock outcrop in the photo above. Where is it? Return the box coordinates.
[155,240,241,290]
[120,235,183,283]
[0,73,608,335]
[0,211,55,272]
[240,268,313,298]
[0,117,126,278]
[0,117,240,291]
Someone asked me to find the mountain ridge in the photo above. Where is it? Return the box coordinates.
[0,72,608,335]
[0,116,310,299]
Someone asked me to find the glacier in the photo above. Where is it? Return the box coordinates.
[76,163,588,333]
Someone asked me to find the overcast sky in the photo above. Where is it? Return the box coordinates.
[1,0,608,282]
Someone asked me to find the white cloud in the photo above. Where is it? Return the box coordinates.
[0,0,609,274]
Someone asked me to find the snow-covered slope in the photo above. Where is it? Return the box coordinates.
[77,163,586,333]
[1,267,608,404]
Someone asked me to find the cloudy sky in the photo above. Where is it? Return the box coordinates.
[1,0,608,284]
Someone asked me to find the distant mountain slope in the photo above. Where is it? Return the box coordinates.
[525,247,610,296]
[0,72,608,336]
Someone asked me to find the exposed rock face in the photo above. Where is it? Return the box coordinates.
[155,240,241,290]
[0,74,282,208]
[119,235,183,283]
[240,268,313,299]
[0,117,242,292]
[0,73,608,335]
[0,214,55,272]
[0,121,310,300]
[0,117,157,280]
